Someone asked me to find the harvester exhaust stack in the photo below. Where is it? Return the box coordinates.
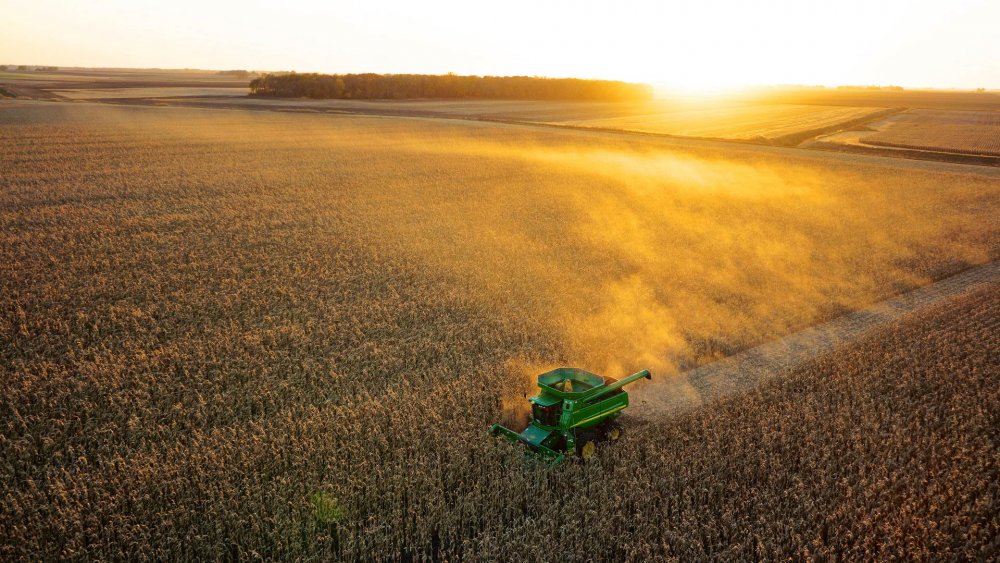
[491,367,651,463]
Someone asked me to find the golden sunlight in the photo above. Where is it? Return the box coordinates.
[2,0,998,90]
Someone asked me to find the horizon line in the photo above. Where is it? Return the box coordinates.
[4,64,998,92]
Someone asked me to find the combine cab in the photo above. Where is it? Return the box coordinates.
[491,367,651,463]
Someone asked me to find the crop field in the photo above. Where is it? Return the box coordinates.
[50,87,249,100]
[859,109,1000,156]
[555,103,888,143]
[0,68,243,84]
[164,97,890,145]
[636,261,999,417]
[760,87,1000,112]
[616,283,998,561]
[192,95,659,120]
[6,70,999,155]
[0,71,84,83]
[0,69,248,100]
[1,100,998,559]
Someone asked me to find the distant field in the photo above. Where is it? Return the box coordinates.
[6,69,1000,154]
[182,95,661,120]
[0,69,248,101]
[760,87,1000,111]
[52,87,248,99]
[124,96,893,144]
[0,69,238,86]
[556,103,888,142]
[861,109,1000,156]
[0,71,82,82]
[0,68,237,81]
[2,101,997,559]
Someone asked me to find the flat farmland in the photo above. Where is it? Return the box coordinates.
[151,94,659,121]
[165,96,892,145]
[1,101,998,559]
[50,87,249,99]
[619,283,999,561]
[555,103,890,142]
[760,87,1000,111]
[860,109,1000,156]
[8,70,998,156]
[0,68,249,100]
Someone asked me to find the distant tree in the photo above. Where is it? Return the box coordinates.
[17,65,28,71]
[247,72,653,102]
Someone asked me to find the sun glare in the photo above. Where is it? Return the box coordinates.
[1,0,998,90]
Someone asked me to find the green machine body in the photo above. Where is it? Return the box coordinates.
[490,367,651,463]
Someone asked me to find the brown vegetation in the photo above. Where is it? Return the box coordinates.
[759,87,1000,112]
[558,104,898,145]
[862,109,1000,157]
[1,102,998,559]
[250,72,653,101]
[249,72,653,101]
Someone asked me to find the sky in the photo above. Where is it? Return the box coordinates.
[2,0,998,91]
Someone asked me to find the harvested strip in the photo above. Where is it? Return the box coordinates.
[635,260,1000,417]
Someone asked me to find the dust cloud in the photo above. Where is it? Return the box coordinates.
[366,130,994,391]
[118,110,998,400]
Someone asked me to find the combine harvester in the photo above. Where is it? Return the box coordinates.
[490,367,651,463]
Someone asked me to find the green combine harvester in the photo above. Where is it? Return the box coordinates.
[490,367,651,463]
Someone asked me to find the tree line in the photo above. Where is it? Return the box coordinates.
[248,72,653,101]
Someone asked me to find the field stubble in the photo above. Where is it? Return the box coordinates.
[862,108,1000,156]
[555,103,891,143]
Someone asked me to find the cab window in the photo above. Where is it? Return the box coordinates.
[532,403,560,426]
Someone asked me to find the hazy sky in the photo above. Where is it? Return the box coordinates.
[3,0,998,90]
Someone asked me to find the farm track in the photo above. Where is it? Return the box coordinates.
[636,260,1000,418]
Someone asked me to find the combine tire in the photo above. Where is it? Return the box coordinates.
[580,441,596,460]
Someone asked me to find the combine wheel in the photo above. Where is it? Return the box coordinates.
[580,441,596,460]
[608,427,622,441]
